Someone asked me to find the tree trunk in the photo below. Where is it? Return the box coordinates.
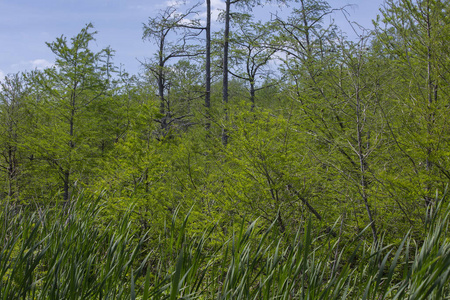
[64,93,76,203]
[425,1,435,208]
[250,81,255,110]
[205,0,211,129]
[223,0,230,105]
[205,0,211,110]
[356,84,377,244]
[7,146,17,199]
[158,64,165,116]
[222,0,231,146]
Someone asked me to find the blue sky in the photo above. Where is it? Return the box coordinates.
[0,0,385,79]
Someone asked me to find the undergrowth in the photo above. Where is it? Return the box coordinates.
[0,191,449,299]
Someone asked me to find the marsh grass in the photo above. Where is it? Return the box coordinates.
[1,192,449,299]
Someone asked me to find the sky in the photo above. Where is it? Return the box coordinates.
[0,0,385,80]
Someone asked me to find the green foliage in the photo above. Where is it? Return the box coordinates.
[24,23,115,202]
[0,193,144,299]
[2,0,450,298]
[375,0,450,207]
[1,191,449,299]
[0,73,32,201]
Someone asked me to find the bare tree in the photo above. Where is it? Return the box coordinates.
[142,3,204,131]
[228,14,276,108]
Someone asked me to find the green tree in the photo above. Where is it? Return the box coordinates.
[376,0,450,217]
[34,23,113,203]
[0,73,30,201]
[228,14,277,108]
[167,59,204,118]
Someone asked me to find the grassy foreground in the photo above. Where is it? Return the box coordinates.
[1,193,449,299]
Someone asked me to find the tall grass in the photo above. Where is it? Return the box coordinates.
[0,194,146,299]
[1,192,449,299]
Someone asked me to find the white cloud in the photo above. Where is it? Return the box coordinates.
[29,59,53,70]
[179,17,194,25]
[11,59,54,71]
[196,0,225,26]
[165,0,183,7]
[151,0,185,9]
[211,0,225,10]
[210,0,225,21]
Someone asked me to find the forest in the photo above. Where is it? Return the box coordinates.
[0,0,449,298]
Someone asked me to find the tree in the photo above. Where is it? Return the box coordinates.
[0,73,30,201]
[35,23,112,203]
[273,1,386,242]
[274,0,337,85]
[376,0,450,214]
[221,107,322,233]
[219,0,268,145]
[167,59,205,117]
[142,4,204,133]
[228,14,277,108]
[205,0,212,125]
[327,36,382,243]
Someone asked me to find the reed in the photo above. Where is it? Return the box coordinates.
[1,192,449,299]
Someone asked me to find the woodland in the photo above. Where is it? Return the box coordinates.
[0,0,449,298]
